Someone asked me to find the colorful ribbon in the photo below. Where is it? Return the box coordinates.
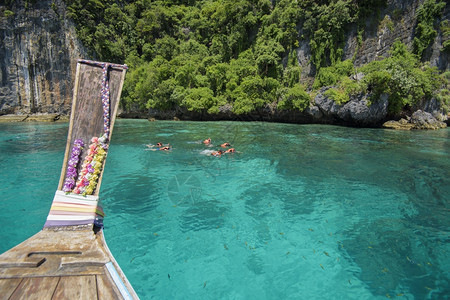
[44,191,104,228]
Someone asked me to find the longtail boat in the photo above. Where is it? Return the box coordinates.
[0,59,139,299]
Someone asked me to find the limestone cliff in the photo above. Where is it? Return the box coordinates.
[0,0,448,127]
[298,0,449,78]
[0,0,86,115]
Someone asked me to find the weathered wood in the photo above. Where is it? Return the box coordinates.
[97,273,122,300]
[0,60,138,299]
[0,278,22,300]
[8,277,59,300]
[0,229,108,278]
[57,62,81,191]
[95,66,127,193]
[57,61,127,196]
[0,257,45,268]
[52,275,97,299]
[0,229,139,299]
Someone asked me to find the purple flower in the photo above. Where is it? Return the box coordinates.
[61,138,85,193]
[72,148,81,156]
[74,139,84,147]
[68,158,77,166]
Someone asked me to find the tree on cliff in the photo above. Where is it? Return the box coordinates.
[63,0,448,116]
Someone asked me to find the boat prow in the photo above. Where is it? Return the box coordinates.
[0,59,139,299]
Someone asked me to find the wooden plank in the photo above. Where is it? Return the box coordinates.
[0,258,45,268]
[96,274,122,300]
[58,62,81,190]
[0,278,22,300]
[94,67,127,195]
[52,276,97,299]
[57,61,127,196]
[8,277,59,300]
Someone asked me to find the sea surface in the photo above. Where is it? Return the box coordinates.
[0,119,449,299]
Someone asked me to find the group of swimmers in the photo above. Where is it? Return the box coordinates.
[146,138,238,156]
[203,138,236,157]
[146,142,171,151]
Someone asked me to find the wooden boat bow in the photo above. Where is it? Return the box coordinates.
[0,59,139,299]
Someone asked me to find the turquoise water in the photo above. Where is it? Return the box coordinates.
[1,120,449,299]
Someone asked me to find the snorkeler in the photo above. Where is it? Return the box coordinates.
[147,142,165,148]
[146,143,171,151]
[211,149,223,157]
[203,138,211,145]
[220,142,230,148]
[224,148,235,153]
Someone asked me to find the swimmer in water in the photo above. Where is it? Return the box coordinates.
[203,138,211,145]
[211,149,223,157]
[220,142,230,148]
[224,148,235,153]
[146,143,171,151]
[147,142,165,148]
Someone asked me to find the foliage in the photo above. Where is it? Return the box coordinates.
[306,0,355,69]
[63,0,444,116]
[436,71,450,113]
[277,84,310,111]
[324,76,361,105]
[441,20,450,53]
[313,59,354,89]
[324,87,349,105]
[413,0,446,58]
[361,41,441,112]
[3,10,14,17]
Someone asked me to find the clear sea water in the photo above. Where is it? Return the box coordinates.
[0,119,449,299]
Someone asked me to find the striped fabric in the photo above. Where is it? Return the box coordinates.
[44,191,104,228]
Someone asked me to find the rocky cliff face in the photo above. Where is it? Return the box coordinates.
[0,0,448,126]
[298,0,449,77]
[0,0,86,115]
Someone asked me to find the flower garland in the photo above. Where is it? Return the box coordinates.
[73,134,108,196]
[62,139,84,193]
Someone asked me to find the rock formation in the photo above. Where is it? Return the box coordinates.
[383,110,448,130]
[0,0,86,115]
[0,0,448,128]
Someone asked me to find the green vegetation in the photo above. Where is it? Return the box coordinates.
[360,41,442,112]
[3,10,14,17]
[62,0,445,116]
[436,71,450,113]
[413,0,446,58]
[441,20,450,53]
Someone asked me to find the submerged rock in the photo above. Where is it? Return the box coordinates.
[382,119,415,130]
[383,110,447,130]
[410,110,447,129]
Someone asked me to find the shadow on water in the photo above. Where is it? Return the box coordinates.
[178,200,228,232]
[342,218,449,298]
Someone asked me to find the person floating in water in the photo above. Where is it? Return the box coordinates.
[146,143,171,151]
[220,142,230,148]
[147,142,165,148]
[203,138,211,145]
[224,148,235,153]
[211,149,223,157]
